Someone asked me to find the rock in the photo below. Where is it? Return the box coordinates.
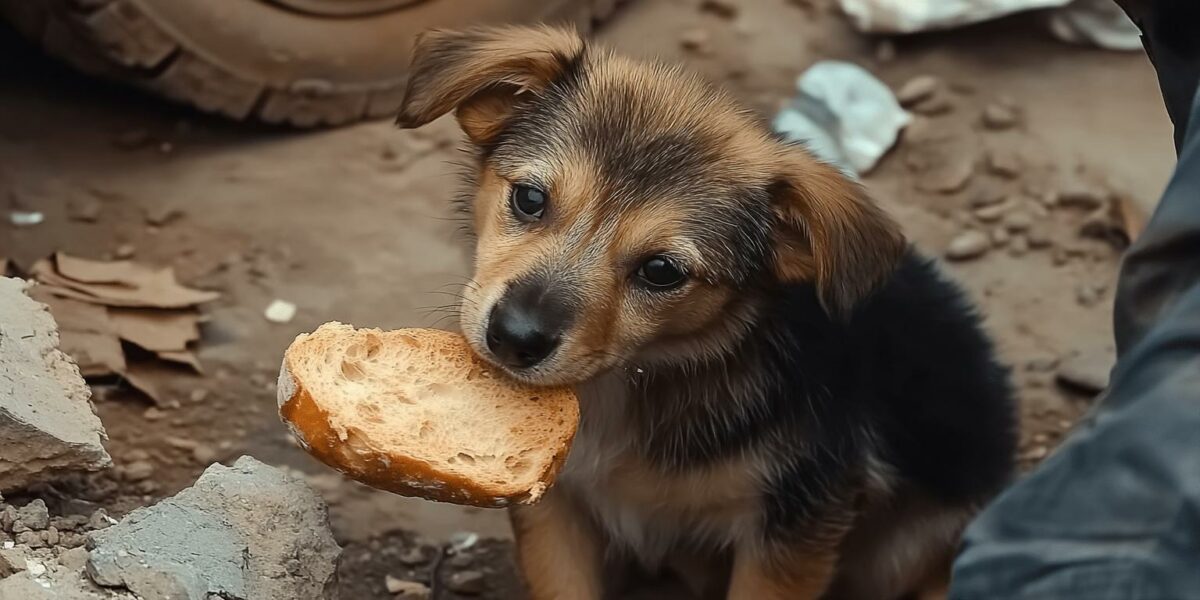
[87,509,116,531]
[1003,210,1033,232]
[398,546,431,566]
[87,456,340,600]
[1027,224,1052,249]
[445,569,486,595]
[113,244,136,259]
[896,75,941,106]
[982,103,1019,129]
[1056,351,1112,393]
[1008,234,1030,256]
[1,505,17,531]
[985,149,1021,178]
[143,205,184,227]
[699,0,738,19]
[386,575,431,598]
[68,198,103,222]
[911,91,955,116]
[59,546,89,571]
[121,461,155,482]
[680,28,713,54]
[41,526,59,546]
[991,227,1011,247]
[0,545,26,577]
[917,155,974,194]
[974,201,1012,223]
[17,499,50,530]
[0,278,112,492]
[945,230,990,261]
[1076,284,1106,306]
[188,389,209,403]
[16,530,44,548]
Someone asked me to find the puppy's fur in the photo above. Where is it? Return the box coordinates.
[398,26,1016,600]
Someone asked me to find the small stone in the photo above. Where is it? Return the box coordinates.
[121,460,155,482]
[1008,234,1030,256]
[680,28,713,54]
[445,570,486,595]
[0,546,26,577]
[58,546,89,571]
[143,407,165,421]
[990,228,1011,247]
[1076,284,1106,306]
[945,230,990,261]
[1021,445,1049,460]
[917,156,974,194]
[192,445,218,465]
[0,506,16,532]
[986,150,1021,178]
[17,500,49,531]
[144,205,184,226]
[58,532,87,549]
[68,197,103,222]
[51,515,89,531]
[87,509,115,530]
[1003,210,1033,232]
[265,299,297,324]
[15,530,44,548]
[896,75,941,107]
[189,389,210,403]
[385,575,431,597]
[398,546,430,566]
[982,103,1019,129]
[1056,352,1111,394]
[699,0,738,19]
[1058,184,1108,210]
[974,202,1012,223]
[40,526,59,546]
[114,243,136,259]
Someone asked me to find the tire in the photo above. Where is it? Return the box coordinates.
[0,0,616,127]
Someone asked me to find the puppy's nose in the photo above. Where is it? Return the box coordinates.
[485,280,571,369]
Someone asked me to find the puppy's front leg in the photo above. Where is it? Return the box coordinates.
[510,489,604,600]
[727,541,842,600]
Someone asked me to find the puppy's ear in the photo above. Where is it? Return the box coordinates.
[770,151,906,318]
[396,26,585,143]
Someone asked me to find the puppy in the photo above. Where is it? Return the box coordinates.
[397,26,1016,600]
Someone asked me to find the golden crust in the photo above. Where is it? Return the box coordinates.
[278,325,578,508]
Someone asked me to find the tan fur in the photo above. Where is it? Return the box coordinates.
[728,544,841,600]
[511,492,605,600]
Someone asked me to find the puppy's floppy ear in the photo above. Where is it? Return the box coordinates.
[396,25,585,143]
[769,150,906,318]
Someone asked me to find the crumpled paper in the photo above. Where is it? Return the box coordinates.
[773,61,910,175]
[838,0,1070,34]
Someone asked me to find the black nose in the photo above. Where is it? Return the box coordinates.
[485,279,571,369]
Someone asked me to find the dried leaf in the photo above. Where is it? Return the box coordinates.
[32,254,219,308]
[157,350,203,374]
[28,287,114,334]
[108,308,199,352]
[58,330,126,377]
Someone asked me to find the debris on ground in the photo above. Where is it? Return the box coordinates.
[87,457,340,599]
[0,277,112,491]
[679,28,713,55]
[27,253,215,402]
[981,102,1020,130]
[895,75,942,107]
[264,299,298,324]
[699,0,739,19]
[837,0,1069,34]
[945,230,991,261]
[773,61,910,174]
[1056,349,1113,394]
[1049,0,1142,51]
[68,197,103,223]
[9,210,43,227]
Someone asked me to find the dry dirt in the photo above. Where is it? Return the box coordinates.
[0,0,1177,597]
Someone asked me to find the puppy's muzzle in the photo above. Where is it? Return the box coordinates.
[485,278,573,369]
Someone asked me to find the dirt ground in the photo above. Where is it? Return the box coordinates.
[0,0,1177,597]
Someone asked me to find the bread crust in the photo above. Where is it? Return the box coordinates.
[278,325,578,508]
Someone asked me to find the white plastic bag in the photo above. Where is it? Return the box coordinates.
[838,0,1070,33]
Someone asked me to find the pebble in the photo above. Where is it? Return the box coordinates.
[143,406,165,421]
[1076,284,1105,306]
[699,0,739,19]
[189,388,210,403]
[192,444,218,465]
[990,228,1011,247]
[1057,184,1108,210]
[0,506,16,532]
[1003,210,1033,232]
[911,92,955,116]
[399,546,430,566]
[144,205,184,226]
[1056,352,1111,394]
[1008,234,1030,256]
[122,460,155,482]
[985,149,1021,178]
[59,546,89,571]
[264,299,298,324]
[917,156,974,194]
[0,546,26,577]
[974,202,1011,223]
[114,243,136,259]
[386,575,431,597]
[945,230,990,261]
[896,75,941,107]
[982,103,1019,129]
[445,570,486,595]
[15,530,44,548]
[680,28,713,54]
[41,526,59,546]
[88,509,116,531]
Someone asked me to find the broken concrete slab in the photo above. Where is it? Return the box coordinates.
[87,456,341,600]
[0,277,112,492]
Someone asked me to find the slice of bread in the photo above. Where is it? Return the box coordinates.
[278,322,578,508]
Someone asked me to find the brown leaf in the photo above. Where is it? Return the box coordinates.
[157,350,203,374]
[108,308,200,352]
[58,330,126,377]
[32,254,219,308]
[27,287,114,334]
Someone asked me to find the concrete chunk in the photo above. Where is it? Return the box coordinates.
[87,456,341,600]
[0,278,111,491]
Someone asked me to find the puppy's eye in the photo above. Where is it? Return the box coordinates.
[636,256,686,289]
[511,184,547,222]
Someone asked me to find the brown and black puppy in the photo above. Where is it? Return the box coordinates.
[397,26,1016,600]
